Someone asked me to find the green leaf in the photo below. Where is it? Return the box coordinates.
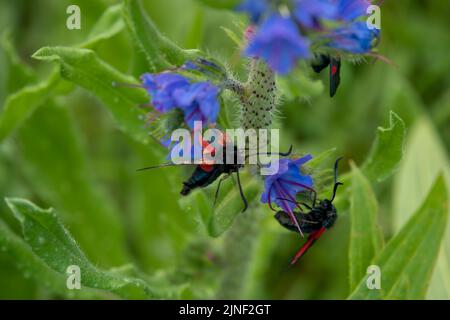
[362,111,406,183]
[0,31,35,93]
[129,141,196,270]
[221,27,243,47]
[179,190,213,232]
[79,4,125,48]
[123,0,194,71]
[0,71,59,143]
[308,147,337,169]
[208,172,263,237]
[184,5,205,49]
[0,218,109,299]
[392,116,450,299]
[348,175,448,299]
[17,104,128,266]
[32,46,151,144]
[333,112,406,211]
[348,162,383,293]
[0,8,127,144]
[5,198,155,299]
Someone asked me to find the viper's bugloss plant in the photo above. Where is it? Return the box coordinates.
[0,0,449,301]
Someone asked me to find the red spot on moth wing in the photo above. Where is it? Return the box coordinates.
[331,65,338,76]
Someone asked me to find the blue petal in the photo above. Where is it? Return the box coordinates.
[245,14,310,74]
[326,21,379,53]
[337,0,369,21]
[260,157,314,210]
[294,0,337,28]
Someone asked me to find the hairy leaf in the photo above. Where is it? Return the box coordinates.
[0,71,59,143]
[32,46,151,144]
[80,4,125,48]
[5,198,155,299]
[0,218,109,299]
[0,7,127,143]
[123,0,194,71]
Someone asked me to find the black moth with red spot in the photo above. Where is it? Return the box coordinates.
[138,137,293,213]
[311,54,341,97]
[274,157,343,265]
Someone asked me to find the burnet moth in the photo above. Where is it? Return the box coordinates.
[311,54,341,98]
[274,157,343,264]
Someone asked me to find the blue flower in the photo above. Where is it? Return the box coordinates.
[235,0,270,24]
[326,21,380,53]
[336,0,369,21]
[245,15,310,74]
[294,0,337,28]
[141,73,190,113]
[260,155,314,212]
[141,73,221,128]
[173,81,221,129]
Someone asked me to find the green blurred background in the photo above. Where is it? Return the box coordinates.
[0,0,449,299]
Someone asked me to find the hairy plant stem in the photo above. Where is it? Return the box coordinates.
[240,58,276,130]
[217,58,277,299]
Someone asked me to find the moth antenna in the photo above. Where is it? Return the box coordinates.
[330,157,344,202]
[136,162,189,172]
[245,145,294,158]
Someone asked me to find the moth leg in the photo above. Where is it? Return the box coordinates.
[213,174,229,207]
